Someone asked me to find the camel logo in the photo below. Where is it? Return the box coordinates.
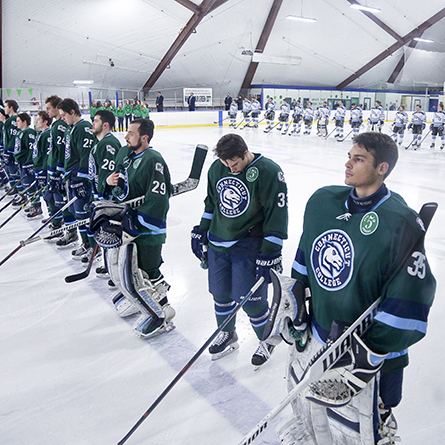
[216,177,250,218]
[311,229,354,291]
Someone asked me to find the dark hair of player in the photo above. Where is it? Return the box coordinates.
[58,98,81,117]
[214,133,248,160]
[353,132,398,178]
[5,100,19,112]
[131,118,154,143]
[95,109,116,129]
[45,95,62,108]
[37,110,51,126]
[17,112,31,126]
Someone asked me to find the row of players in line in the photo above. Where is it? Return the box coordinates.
[226,97,445,149]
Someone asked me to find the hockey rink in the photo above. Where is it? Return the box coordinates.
[1,123,444,445]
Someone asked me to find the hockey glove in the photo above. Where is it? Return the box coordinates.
[255,251,283,284]
[304,332,387,407]
[262,270,308,347]
[422,123,426,130]
[430,123,434,131]
[70,180,90,199]
[191,225,208,268]
[408,123,413,130]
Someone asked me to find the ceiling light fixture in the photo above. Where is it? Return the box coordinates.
[350,4,381,13]
[414,37,434,43]
[73,80,94,85]
[286,15,316,23]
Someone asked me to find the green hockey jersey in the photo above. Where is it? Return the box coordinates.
[292,185,436,370]
[199,154,288,254]
[32,127,51,171]
[14,127,36,166]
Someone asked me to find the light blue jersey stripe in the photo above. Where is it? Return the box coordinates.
[292,260,307,276]
[265,236,283,246]
[137,215,166,235]
[375,312,427,334]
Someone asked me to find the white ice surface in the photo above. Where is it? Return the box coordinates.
[1,125,444,445]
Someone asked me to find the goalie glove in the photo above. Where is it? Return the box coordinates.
[304,332,387,407]
[190,226,208,268]
[262,270,308,348]
[255,251,283,284]
[90,201,140,248]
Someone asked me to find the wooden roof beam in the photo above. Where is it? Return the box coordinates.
[239,0,283,96]
[337,7,445,90]
[143,0,228,93]
[387,38,419,84]
[175,0,199,14]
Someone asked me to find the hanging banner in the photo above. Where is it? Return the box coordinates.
[6,89,11,96]
[17,89,22,96]
[28,88,33,95]
[183,88,212,107]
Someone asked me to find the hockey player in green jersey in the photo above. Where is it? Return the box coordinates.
[58,98,97,258]
[89,109,122,199]
[27,111,52,219]
[3,100,19,190]
[191,133,288,366]
[12,113,37,207]
[90,118,175,339]
[43,95,72,243]
[265,132,436,444]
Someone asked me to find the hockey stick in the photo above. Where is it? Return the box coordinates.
[0,179,36,213]
[64,243,99,283]
[324,126,337,140]
[117,277,265,445]
[263,121,281,134]
[337,129,353,142]
[237,201,438,445]
[234,116,246,130]
[0,185,45,230]
[213,115,231,125]
[0,176,26,204]
[420,129,432,148]
[0,196,78,267]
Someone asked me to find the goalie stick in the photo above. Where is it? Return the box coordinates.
[64,144,209,283]
[237,201,437,445]
[117,277,265,445]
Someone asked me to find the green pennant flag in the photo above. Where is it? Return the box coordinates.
[17,89,22,96]
[6,89,11,96]
[28,88,33,95]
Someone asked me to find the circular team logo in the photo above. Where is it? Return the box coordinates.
[133,158,142,169]
[360,212,379,235]
[246,167,259,182]
[216,177,250,218]
[311,229,354,291]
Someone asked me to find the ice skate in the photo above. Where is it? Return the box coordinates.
[251,341,276,369]
[56,231,78,249]
[208,330,239,360]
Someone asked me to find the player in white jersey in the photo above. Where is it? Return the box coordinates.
[408,104,426,149]
[315,101,330,137]
[391,105,408,145]
[369,100,385,132]
[264,98,276,130]
[228,99,238,127]
[303,102,315,134]
[242,97,252,126]
[289,100,304,135]
[250,98,261,128]
[333,100,347,138]
[276,99,291,134]
[429,102,445,149]
[349,103,363,139]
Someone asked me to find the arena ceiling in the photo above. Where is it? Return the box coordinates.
[2,0,445,98]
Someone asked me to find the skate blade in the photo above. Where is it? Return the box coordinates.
[210,342,239,361]
[136,320,176,339]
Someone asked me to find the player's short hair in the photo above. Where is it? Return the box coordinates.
[45,95,62,108]
[58,98,81,117]
[5,100,18,112]
[214,133,248,160]
[131,118,154,142]
[353,132,398,178]
[17,112,31,126]
[95,109,115,129]
[37,111,51,126]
